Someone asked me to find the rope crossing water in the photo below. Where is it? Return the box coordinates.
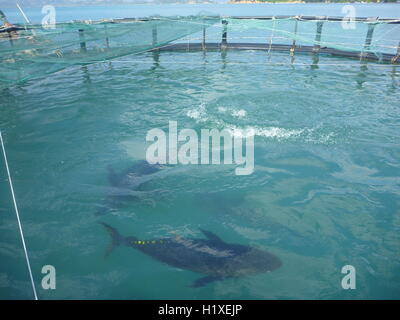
[0,131,38,300]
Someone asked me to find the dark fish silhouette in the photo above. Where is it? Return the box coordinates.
[107,160,163,189]
[101,223,282,287]
[96,160,163,216]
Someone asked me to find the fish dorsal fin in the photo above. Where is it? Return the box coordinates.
[200,229,225,244]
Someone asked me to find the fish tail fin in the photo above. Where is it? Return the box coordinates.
[100,222,125,257]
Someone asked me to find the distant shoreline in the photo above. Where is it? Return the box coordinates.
[228,1,392,3]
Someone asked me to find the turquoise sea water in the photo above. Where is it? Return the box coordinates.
[1,5,400,300]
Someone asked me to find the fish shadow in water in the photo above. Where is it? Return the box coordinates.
[95,160,165,216]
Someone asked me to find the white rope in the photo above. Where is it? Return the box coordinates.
[0,131,38,300]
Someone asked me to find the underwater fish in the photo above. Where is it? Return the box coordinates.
[95,160,163,216]
[107,160,163,189]
[100,223,282,287]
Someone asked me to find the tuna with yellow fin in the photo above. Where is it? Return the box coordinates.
[100,222,282,287]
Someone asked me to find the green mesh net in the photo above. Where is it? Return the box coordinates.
[1,15,399,90]
[222,17,400,54]
[0,15,219,89]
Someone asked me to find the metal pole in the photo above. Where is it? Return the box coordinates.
[152,24,159,63]
[202,24,206,51]
[312,19,325,53]
[364,24,376,50]
[290,17,299,57]
[152,24,158,46]
[391,41,400,64]
[7,31,14,46]
[221,20,228,50]
[79,29,87,53]
[104,24,110,49]
[361,18,377,60]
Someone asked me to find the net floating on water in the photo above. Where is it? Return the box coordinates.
[0,15,219,89]
[1,15,399,90]
[221,16,400,58]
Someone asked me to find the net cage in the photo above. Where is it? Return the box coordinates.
[0,15,219,88]
[1,15,399,89]
[164,16,400,61]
